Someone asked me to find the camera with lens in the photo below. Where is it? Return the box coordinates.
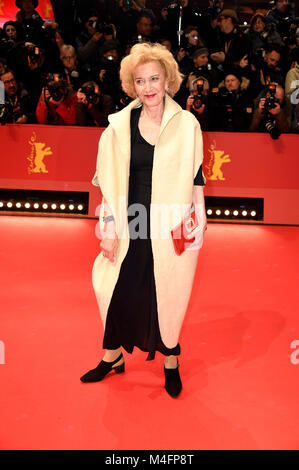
[264,83,278,112]
[192,78,205,110]
[0,101,23,125]
[263,84,281,139]
[219,89,238,128]
[104,24,114,37]
[25,44,40,64]
[88,19,104,34]
[42,23,56,40]
[81,82,100,105]
[44,73,68,102]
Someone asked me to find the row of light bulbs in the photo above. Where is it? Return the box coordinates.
[207,209,257,217]
[0,201,84,211]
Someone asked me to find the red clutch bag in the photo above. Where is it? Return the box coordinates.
[171,207,198,256]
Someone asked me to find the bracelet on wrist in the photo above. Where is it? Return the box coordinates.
[103,215,115,223]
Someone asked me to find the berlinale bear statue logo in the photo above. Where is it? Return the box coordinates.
[27,132,53,174]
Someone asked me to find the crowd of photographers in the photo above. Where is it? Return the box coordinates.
[0,0,299,138]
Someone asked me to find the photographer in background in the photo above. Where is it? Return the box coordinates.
[210,69,253,131]
[75,10,105,70]
[76,81,115,127]
[0,21,22,59]
[7,41,50,108]
[92,40,122,106]
[59,44,88,90]
[174,26,206,75]
[36,72,76,125]
[161,0,199,49]
[127,12,155,47]
[209,9,251,70]
[191,47,221,87]
[249,83,291,137]
[266,0,298,42]
[249,45,285,99]
[186,75,211,130]
[0,67,34,124]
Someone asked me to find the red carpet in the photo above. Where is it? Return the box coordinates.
[0,215,298,450]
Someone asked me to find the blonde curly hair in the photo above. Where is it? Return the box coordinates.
[120,42,184,98]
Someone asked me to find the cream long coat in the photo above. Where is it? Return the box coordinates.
[92,93,204,349]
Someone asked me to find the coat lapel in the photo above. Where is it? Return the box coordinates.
[108,98,141,161]
[107,94,182,154]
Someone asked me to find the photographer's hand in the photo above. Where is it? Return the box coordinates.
[269,102,281,116]
[49,95,64,107]
[77,88,88,105]
[187,95,205,114]
[27,55,39,71]
[92,32,103,42]
[99,70,106,82]
[16,115,28,124]
[41,87,51,104]
[258,97,265,114]
[210,51,225,63]
[239,54,248,68]
[186,95,194,111]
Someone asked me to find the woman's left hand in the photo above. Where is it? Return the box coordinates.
[185,218,207,251]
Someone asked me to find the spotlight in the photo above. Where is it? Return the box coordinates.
[0,202,3,207]
[7,202,13,208]
[207,209,212,215]
[42,203,48,209]
[242,210,247,216]
[34,203,39,209]
[51,204,57,210]
[216,209,221,215]
[60,204,66,210]
[224,210,230,216]
[69,204,74,211]
[16,202,22,208]
[251,210,256,217]
[233,210,239,216]
[25,203,31,208]
[78,204,83,211]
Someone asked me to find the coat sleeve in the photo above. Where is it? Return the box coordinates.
[91,126,110,187]
[193,121,206,186]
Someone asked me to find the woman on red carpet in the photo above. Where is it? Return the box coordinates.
[80,42,207,397]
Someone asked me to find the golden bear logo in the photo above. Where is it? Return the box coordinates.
[27,132,53,174]
[205,140,231,181]
[44,0,54,18]
[0,1,4,16]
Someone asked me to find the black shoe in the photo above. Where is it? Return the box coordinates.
[164,360,182,398]
[80,353,125,383]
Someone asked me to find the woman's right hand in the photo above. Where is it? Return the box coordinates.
[100,235,118,262]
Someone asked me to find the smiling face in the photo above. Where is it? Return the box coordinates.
[133,61,168,108]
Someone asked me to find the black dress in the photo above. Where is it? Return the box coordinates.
[103,106,204,360]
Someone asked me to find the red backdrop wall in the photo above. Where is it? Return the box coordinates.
[0,124,299,225]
